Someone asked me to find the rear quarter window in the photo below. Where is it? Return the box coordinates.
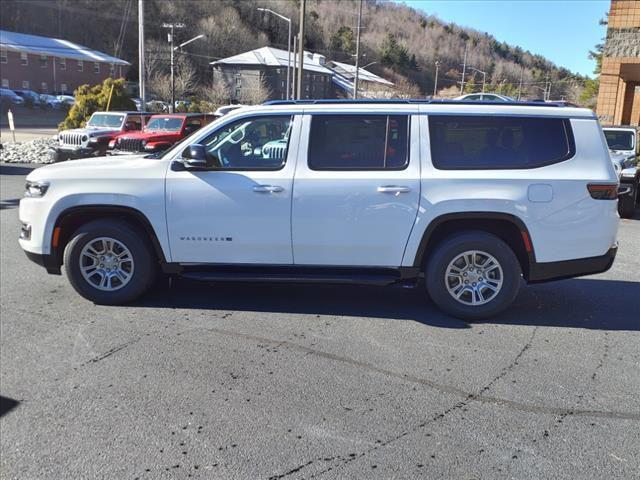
[429,115,575,170]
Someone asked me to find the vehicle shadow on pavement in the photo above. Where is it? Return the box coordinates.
[0,395,20,417]
[0,198,20,210]
[136,277,640,331]
[0,164,37,176]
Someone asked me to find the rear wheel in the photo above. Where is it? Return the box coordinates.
[64,219,157,304]
[425,231,522,320]
[618,183,637,219]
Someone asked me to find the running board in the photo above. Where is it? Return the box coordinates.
[175,265,420,287]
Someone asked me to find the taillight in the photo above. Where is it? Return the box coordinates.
[587,183,618,200]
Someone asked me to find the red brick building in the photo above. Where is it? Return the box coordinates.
[0,30,129,95]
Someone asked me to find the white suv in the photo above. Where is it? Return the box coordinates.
[19,100,620,319]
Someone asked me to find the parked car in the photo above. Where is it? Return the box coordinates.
[54,111,153,160]
[39,94,63,110]
[108,113,211,154]
[0,88,25,108]
[19,100,620,319]
[454,93,516,102]
[146,100,169,113]
[56,95,75,107]
[603,125,638,218]
[14,89,43,107]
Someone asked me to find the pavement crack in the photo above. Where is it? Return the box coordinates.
[268,460,314,479]
[82,338,139,366]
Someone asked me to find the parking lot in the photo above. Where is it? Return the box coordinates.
[1,163,639,479]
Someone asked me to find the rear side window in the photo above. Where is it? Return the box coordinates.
[309,115,409,170]
[429,116,575,169]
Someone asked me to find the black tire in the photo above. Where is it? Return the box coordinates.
[64,219,157,305]
[618,183,637,219]
[425,231,522,320]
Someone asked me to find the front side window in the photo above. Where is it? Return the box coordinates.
[429,115,575,170]
[188,115,292,170]
[308,115,409,170]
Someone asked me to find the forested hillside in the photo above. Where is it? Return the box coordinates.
[2,0,595,103]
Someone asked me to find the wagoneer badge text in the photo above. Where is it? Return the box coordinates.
[180,236,233,242]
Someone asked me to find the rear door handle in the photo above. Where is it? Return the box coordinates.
[377,185,411,194]
[253,185,284,193]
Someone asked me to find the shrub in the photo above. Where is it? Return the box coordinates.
[59,78,135,130]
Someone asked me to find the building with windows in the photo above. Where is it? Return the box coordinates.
[0,30,129,95]
[595,0,640,126]
[330,61,394,98]
[211,46,334,102]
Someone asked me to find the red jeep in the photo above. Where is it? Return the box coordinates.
[108,113,211,154]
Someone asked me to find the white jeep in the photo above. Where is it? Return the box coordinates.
[19,100,620,319]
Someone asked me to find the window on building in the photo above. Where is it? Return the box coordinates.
[187,115,293,170]
[0,51,7,64]
[94,62,100,74]
[236,77,242,86]
[22,80,30,89]
[59,58,66,70]
[235,88,241,98]
[428,116,575,170]
[1,79,9,88]
[308,115,410,170]
[20,52,28,66]
[77,60,83,72]
[40,55,48,68]
[109,63,115,76]
[60,83,68,93]
[41,82,47,92]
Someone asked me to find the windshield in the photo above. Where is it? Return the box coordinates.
[604,130,635,151]
[145,117,184,132]
[87,114,125,128]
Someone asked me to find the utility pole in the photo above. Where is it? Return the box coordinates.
[353,0,363,99]
[138,0,146,107]
[163,22,185,113]
[459,43,468,94]
[297,0,306,100]
[292,34,298,99]
[545,73,551,101]
[517,66,524,100]
[433,61,439,98]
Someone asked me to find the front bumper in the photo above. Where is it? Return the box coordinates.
[528,244,618,283]
[23,250,61,274]
[54,145,100,159]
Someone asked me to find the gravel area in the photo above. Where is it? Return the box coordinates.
[0,138,58,164]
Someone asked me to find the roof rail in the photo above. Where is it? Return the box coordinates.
[263,99,566,107]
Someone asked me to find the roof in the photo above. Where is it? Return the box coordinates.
[330,61,393,85]
[211,46,333,75]
[0,30,129,65]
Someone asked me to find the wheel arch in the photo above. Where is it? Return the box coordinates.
[413,212,536,280]
[49,205,168,273]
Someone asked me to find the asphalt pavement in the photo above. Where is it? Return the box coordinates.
[1,163,639,480]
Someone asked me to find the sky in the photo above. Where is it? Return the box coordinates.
[401,0,609,77]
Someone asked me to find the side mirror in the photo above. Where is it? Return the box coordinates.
[183,144,215,169]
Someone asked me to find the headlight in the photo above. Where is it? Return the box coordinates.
[621,170,636,178]
[25,180,50,198]
[82,135,88,142]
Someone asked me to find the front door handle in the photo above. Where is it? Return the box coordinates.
[253,185,284,193]
[377,185,411,194]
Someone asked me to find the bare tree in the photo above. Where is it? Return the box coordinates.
[201,78,231,106]
[148,56,197,102]
[240,75,272,105]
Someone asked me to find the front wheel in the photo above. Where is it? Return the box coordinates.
[64,219,157,304]
[425,231,522,320]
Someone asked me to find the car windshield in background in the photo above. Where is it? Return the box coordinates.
[87,114,125,128]
[146,117,183,131]
[604,131,634,151]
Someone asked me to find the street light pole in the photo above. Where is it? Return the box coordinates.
[138,0,146,107]
[297,0,306,100]
[162,22,184,113]
[468,67,487,93]
[433,61,440,98]
[257,8,292,100]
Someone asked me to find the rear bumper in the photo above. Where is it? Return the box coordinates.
[528,244,618,283]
